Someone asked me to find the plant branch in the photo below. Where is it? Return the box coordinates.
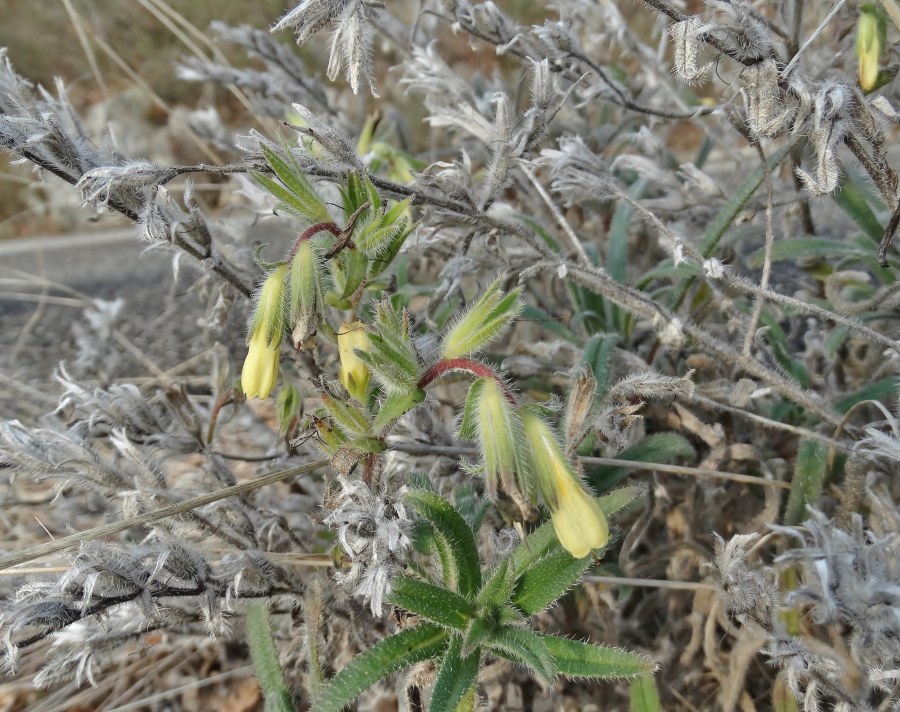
[389,443,791,490]
[16,149,254,298]
[0,459,329,573]
[559,262,843,426]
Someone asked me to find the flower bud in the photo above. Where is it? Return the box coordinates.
[465,379,520,497]
[338,321,371,402]
[857,6,885,91]
[522,411,608,558]
[456,378,534,521]
[290,240,325,349]
[241,264,288,399]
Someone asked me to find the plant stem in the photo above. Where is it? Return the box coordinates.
[0,459,329,572]
[290,222,342,258]
[418,358,517,405]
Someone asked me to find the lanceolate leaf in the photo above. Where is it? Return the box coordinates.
[246,602,294,712]
[372,388,425,431]
[832,172,884,243]
[583,333,620,397]
[541,635,656,679]
[783,439,827,525]
[630,673,662,711]
[587,434,695,492]
[749,237,872,268]
[512,547,596,615]
[475,558,516,608]
[259,144,331,224]
[430,635,480,712]
[484,626,556,684]
[387,577,473,629]
[311,624,448,712]
[404,490,481,597]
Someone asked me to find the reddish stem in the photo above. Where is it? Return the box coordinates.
[418,358,517,405]
[289,222,341,258]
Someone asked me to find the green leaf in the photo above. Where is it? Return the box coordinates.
[341,171,370,219]
[246,602,295,712]
[835,377,899,413]
[387,577,472,629]
[368,220,412,277]
[358,330,421,395]
[373,388,426,431]
[541,635,656,679]
[475,560,521,607]
[517,213,561,252]
[356,215,409,258]
[311,624,448,712]
[321,392,371,439]
[454,485,491,533]
[363,173,382,213]
[430,635,480,712]
[749,238,872,268]
[587,433,696,491]
[512,548,596,615]
[474,558,516,609]
[484,626,556,685]
[520,304,579,343]
[276,382,302,433]
[582,333,620,397]
[784,439,828,525]
[382,195,413,227]
[404,490,481,597]
[630,674,662,712]
[442,278,523,359]
[259,144,331,224]
[635,259,701,290]
[461,617,492,657]
[832,172,884,242]
[700,142,794,256]
[328,248,367,303]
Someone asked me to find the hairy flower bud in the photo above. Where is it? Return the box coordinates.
[290,240,325,349]
[522,411,608,558]
[338,321,371,402]
[242,264,288,399]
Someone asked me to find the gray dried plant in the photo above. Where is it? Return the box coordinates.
[0,1,898,710]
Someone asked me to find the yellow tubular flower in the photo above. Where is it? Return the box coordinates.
[522,412,609,558]
[337,321,371,403]
[241,328,280,399]
[550,474,610,559]
[242,265,288,400]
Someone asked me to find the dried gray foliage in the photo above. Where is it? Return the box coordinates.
[0,0,898,708]
[713,504,900,712]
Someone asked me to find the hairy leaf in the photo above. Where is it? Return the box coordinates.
[404,490,481,597]
[311,624,448,712]
[387,577,472,629]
